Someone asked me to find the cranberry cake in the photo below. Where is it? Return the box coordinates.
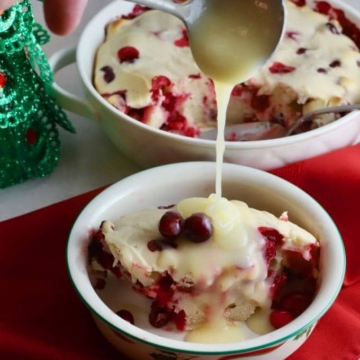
[93,6,216,137]
[88,195,320,337]
[227,0,360,131]
[94,1,360,138]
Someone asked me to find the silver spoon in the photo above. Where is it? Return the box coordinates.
[286,104,360,135]
[124,0,286,83]
[199,104,360,141]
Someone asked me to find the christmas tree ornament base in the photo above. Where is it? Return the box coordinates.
[0,0,75,189]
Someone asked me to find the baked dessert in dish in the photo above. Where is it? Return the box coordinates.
[227,0,360,132]
[88,195,320,340]
[93,0,360,139]
[93,5,216,138]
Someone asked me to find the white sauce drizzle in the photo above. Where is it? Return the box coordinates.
[187,0,283,199]
[176,0,284,341]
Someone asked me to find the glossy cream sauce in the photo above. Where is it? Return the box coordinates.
[185,316,244,343]
[180,0,284,341]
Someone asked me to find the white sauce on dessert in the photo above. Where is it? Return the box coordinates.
[185,316,244,343]
[103,196,316,287]
[246,308,274,335]
[102,195,318,343]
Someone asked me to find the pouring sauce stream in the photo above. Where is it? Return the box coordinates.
[186,0,284,198]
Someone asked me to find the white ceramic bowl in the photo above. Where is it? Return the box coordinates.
[67,162,345,360]
[49,0,360,171]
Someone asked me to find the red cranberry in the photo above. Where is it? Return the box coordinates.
[283,249,313,278]
[251,94,270,112]
[264,238,276,265]
[270,272,288,298]
[183,213,213,243]
[184,126,200,138]
[151,75,171,90]
[326,22,340,34]
[149,301,171,328]
[303,278,318,296]
[231,85,245,97]
[166,111,187,130]
[174,29,189,47]
[100,65,115,83]
[117,46,139,63]
[151,75,172,102]
[110,266,122,278]
[116,309,135,325]
[285,31,299,41]
[259,227,284,265]
[127,108,144,121]
[158,211,183,238]
[94,278,106,290]
[269,62,296,74]
[258,227,284,245]
[163,92,182,112]
[188,74,201,79]
[314,1,332,15]
[270,310,294,329]
[122,4,149,19]
[314,1,360,48]
[155,274,175,306]
[317,68,327,73]
[88,232,104,256]
[97,253,114,270]
[296,47,307,55]
[290,0,306,7]
[309,244,320,270]
[279,291,312,317]
[88,229,116,270]
[147,239,177,252]
[329,60,341,67]
[88,240,114,270]
[171,310,186,331]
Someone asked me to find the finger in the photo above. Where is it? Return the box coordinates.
[43,0,88,35]
[0,0,18,11]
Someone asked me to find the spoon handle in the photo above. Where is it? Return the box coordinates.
[287,104,360,135]
[124,0,188,19]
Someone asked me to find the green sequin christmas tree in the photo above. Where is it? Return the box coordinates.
[0,0,75,188]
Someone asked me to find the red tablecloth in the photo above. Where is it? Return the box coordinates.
[1,145,360,360]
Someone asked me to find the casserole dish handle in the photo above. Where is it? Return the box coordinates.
[47,47,98,121]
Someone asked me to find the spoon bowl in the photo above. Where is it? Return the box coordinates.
[124,0,286,83]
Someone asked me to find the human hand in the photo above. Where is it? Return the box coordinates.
[0,0,88,35]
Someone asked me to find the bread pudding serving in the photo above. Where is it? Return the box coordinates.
[88,195,320,341]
